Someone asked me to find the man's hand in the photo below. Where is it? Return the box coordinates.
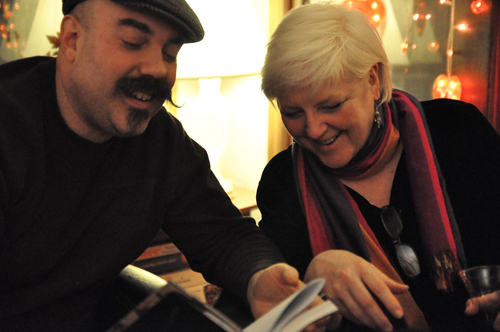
[465,291,500,330]
[247,263,331,332]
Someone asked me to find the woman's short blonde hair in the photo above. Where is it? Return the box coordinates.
[261,1,392,105]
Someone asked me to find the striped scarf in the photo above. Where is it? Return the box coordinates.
[293,90,466,330]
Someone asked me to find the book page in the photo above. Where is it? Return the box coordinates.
[280,301,337,332]
[243,279,337,332]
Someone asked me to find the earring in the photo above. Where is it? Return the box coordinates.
[374,107,381,129]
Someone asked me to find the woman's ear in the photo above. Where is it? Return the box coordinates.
[368,63,381,101]
[59,15,81,63]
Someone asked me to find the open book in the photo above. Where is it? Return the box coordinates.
[107,278,338,332]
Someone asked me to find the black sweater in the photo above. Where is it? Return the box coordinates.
[0,57,285,331]
[258,98,500,331]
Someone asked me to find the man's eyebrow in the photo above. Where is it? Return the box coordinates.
[117,18,185,45]
[118,18,152,34]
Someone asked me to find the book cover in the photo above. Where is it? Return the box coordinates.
[132,242,190,275]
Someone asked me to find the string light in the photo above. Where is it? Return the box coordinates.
[0,1,25,58]
[428,42,440,52]
[401,38,409,55]
[346,0,386,28]
[456,22,470,32]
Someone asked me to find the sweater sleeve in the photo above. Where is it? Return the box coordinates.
[158,114,285,302]
[256,148,313,279]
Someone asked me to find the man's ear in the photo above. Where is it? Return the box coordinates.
[59,15,81,63]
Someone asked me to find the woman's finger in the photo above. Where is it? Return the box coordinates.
[349,282,394,332]
[363,272,406,321]
[328,276,393,332]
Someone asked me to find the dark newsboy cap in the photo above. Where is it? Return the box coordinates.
[62,0,204,43]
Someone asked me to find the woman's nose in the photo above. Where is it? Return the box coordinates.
[305,113,327,139]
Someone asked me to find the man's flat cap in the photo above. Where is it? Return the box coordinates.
[62,0,204,43]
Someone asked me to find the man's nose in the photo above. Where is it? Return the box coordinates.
[139,51,168,78]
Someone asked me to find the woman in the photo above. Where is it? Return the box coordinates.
[257,2,500,331]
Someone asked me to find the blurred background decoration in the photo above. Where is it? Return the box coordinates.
[0,0,62,63]
[304,0,497,131]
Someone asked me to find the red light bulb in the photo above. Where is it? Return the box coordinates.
[470,1,489,15]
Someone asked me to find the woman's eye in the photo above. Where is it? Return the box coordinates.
[318,102,344,113]
[323,102,342,111]
[281,111,302,119]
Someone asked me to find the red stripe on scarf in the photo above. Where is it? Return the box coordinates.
[297,147,331,255]
[392,93,458,259]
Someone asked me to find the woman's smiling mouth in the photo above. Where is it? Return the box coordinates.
[317,132,342,145]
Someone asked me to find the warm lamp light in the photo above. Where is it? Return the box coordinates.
[470,0,489,14]
[175,0,267,195]
[432,74,462,100]
[178,78,233,192]
[176,0,266,79]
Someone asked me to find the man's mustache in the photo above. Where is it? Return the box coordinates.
[116,75,173,103]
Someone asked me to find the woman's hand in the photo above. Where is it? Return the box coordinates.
[247,263,329,332]
[465,291,500,330]
[304,250,409,332]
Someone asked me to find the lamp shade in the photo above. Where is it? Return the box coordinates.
[176,0,267,78]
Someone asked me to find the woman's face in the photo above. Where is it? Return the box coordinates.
[279,65,381,169]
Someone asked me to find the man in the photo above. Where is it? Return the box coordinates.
[0,0,321,330]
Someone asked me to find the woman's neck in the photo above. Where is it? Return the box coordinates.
[340,142,404,208]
